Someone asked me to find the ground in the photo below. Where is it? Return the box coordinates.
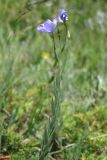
[0,0,107,159]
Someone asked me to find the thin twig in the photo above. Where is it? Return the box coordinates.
[50,143,75,155]
[16,0,50,21]
[50,133,107,155]
[0,155,11,160]
[90,134,107,140]
[0,108,11,117]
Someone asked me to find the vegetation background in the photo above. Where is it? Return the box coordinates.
[0,0,107,159]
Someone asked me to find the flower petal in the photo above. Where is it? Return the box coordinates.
[44,19,55,32]
[37,24,48,32]
[53,17,58,27]
[37,18,58,33]
[59,9,68,22]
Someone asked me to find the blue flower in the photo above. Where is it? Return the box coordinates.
[37,18,58,33]
[58,9,68,22]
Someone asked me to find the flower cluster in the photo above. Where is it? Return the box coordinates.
[37,9,68,33]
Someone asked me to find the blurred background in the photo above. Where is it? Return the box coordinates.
[0,0,107,159]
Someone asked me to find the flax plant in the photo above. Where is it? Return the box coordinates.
[37,9,68,160]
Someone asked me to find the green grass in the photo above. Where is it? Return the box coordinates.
[0,0,107,159]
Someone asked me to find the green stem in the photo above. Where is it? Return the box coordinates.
[51,33,58,66]
[61,22,68,54]
[39,22,69,159]
[57,26,61,50]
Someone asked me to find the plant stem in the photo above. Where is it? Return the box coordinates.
[61,22,68,54]
[51,33,59,66]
